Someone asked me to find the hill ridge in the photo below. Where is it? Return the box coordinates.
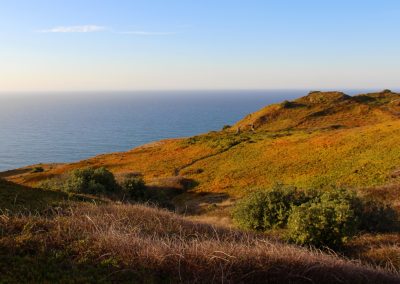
[234,90,400,132]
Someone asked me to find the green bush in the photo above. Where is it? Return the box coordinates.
[31,166,44,173]
[287,189,360,248]
[64,167,118,195]
[233,185,398,248]
[232,185,308,231]
[359,200,398,232]
[120,176,146,201]
[39,178,65,192]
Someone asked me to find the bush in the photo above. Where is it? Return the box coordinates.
[281,100,295,108]
[40,178,65,192]
[287,189,360,248]
[120,176,146,201]
[232,185,308,231]
[233,185,399,248]
[64,167,118,195]
[31,166,44,173]
[359,200,398,232]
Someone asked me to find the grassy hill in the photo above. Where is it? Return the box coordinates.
[4,90,400,197]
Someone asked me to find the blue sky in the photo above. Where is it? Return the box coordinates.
[0,0,399,92]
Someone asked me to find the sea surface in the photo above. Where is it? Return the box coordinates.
[0,90,363,171]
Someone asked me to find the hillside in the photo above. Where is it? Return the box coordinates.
[0,178,70,212]
[4,90,400,198]
[1,201,398,283]
[2,90,400,282]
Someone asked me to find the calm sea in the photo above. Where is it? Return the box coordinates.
[0,90,356,171]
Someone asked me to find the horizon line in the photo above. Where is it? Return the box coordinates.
[0,88,398,96]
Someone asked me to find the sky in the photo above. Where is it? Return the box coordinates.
[0,0,399,93]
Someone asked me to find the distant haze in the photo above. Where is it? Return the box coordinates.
[0,1,399,93]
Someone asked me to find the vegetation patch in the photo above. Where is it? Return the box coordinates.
[233,186,399,248]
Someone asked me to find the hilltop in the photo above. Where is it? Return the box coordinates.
[234,90,400,131]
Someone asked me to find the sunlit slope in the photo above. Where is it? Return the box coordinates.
[234,90,400,132]
[181,121,400,194]
[4,90,400,196]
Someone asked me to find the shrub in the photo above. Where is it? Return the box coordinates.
[40,177,65,192]
[64,167,118,195]
[222,125,231,130]
[31,166,44,173]
[287,189,360,248]
[359,200,399,232]
[120,176,146,201]
[281,100,295,108]
[234,185,399,248]
[232,185,308,231]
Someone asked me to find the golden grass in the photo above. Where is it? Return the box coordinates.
[1,203,399,283]
[5,91,400,199]
[346,233,400,271]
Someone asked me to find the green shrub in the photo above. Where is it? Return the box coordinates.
[281,100,295,108]
[31,166,44,173]
[39,178,65,192]
[232,185,308,231]
[359,200,398,232]
[287,189,360,248]
[64,167,118,195]
[234,185,398,248]
[120,176,146,201]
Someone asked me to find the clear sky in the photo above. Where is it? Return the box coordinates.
[0,0,399,92]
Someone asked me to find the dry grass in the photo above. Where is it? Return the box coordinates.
[1,203,399,283]
[345,233,400,272]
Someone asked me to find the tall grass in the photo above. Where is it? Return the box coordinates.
[1,203,398,283]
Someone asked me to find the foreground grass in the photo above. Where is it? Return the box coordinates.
[1,203,399,283]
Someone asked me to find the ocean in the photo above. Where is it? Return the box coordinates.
[0,90,325,171]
